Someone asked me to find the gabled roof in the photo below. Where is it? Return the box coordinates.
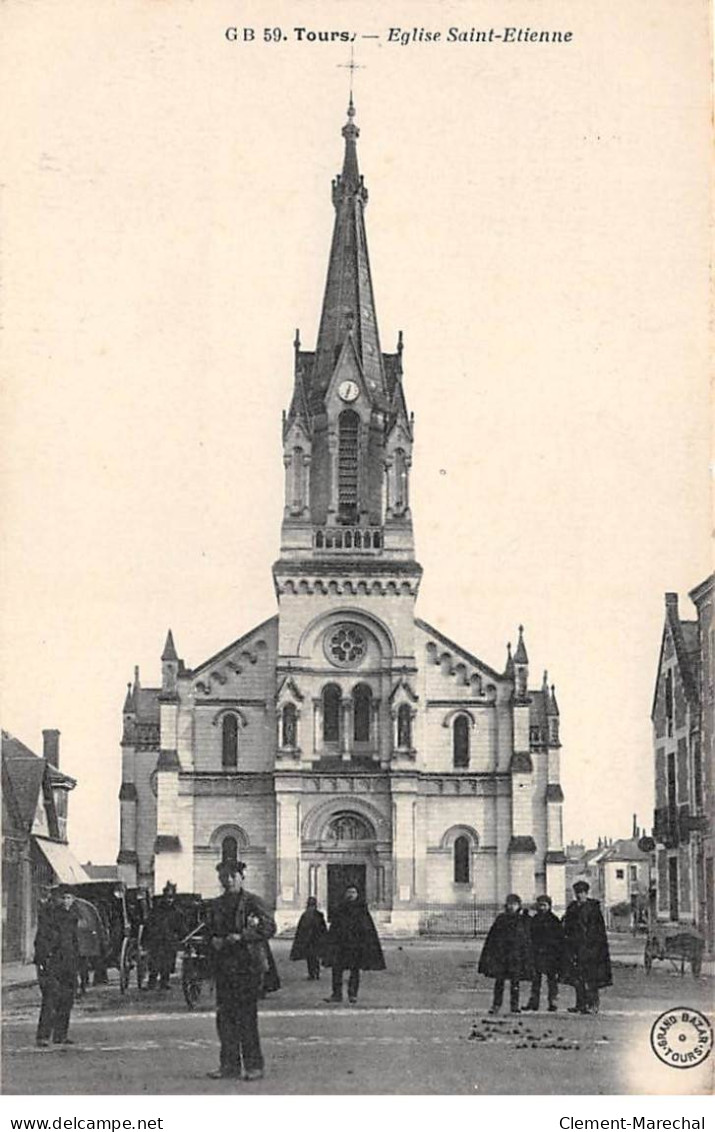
[651,593,699,719]
[414,618,503,682]
[1,731,74,835]
[601,838,649,863]
[191,615,278,678]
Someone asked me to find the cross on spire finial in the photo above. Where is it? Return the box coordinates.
[337,44,364,107]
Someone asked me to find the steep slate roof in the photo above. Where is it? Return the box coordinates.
[308,99,388,410]
[601,838,649,863]
[1,731,75,835]
[286,102,411,441]
[651,594,699,719]
[135,688,160,722]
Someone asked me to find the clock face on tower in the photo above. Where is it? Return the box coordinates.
[338,380,359,403]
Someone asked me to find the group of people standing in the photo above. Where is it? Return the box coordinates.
[478,882,612,1016]
[33,873,611,1080]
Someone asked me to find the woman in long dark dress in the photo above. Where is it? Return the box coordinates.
[290,897,327,980]
[323,886,385,1005]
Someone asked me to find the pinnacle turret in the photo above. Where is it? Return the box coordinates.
[161,629,178,662]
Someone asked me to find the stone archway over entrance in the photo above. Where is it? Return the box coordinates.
[301,803,391,919]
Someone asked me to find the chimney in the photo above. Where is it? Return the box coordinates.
[42,729,60,768]
[665,593,679,614]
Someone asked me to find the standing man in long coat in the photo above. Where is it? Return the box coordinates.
[34,884,80,1047]
[562,880,612,1014]
[323,886,385,1005]
[524,894,564,1012]
[290,897,327,980]
[145,881,184,991]
[478,894,534,1014]
[206,860,276,1081]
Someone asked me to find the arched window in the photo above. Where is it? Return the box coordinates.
[323,684,341,744]
[453,715,469,768]
[454,835,470,884]
[397,704,412,749]
[221,836,238,868]
[222,714,238,769]
[338,410,359,523]
[282,704,297,748]
[353,684,372,743]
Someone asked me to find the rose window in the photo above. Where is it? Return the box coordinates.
[327,624,366,667]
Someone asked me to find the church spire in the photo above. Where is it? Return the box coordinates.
[310,100,386,407]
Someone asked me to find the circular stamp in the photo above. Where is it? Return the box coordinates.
[650,1007,713,1069]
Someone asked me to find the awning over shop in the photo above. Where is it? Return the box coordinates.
[34,838,89,885]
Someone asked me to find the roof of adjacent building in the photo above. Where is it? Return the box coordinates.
[600,837,649,863]
[1,730,75,836]
[652,592,700,717]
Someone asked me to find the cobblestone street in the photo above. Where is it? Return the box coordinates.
[3,941,713,1095]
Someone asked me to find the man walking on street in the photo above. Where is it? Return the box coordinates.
[562,880,612,1014]
[207,860,276,1081]
[323,886,385,1005]
[34,884,80,1047]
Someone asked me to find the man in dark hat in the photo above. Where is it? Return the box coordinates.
[34,884,80,1047]
[322,885,385,1005]
[524,894,564,1012]
[206,860,276,1081]
[145,881,183,991]
[290,896,327,980]
[478,893,533,1014]
[562,880,612,1014]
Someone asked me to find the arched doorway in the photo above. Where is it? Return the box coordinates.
[323,812,375,919]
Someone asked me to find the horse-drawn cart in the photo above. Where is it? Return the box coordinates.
[644,922,705,978]
[69,881,150,993]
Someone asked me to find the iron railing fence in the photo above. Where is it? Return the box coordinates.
[418,902,502,937]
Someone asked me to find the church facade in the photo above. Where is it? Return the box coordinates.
[117,102,566,932]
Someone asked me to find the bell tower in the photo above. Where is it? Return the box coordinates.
[277,99,416,566]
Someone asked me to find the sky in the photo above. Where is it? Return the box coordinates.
[1,0,711,866]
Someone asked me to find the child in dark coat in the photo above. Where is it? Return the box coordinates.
[524,894,564,1012]
[478,893,533,1014]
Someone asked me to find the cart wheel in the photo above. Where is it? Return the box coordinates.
[119,938,135,994]
[644,940,653,973]
[182,958,202,1010]
[136,951,148,990]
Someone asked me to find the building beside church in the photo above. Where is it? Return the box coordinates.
[652,577,713,951]
[117,100,566,932]
[2,729,87,962]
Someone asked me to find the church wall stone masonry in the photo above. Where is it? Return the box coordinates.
[118,100,566,933]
